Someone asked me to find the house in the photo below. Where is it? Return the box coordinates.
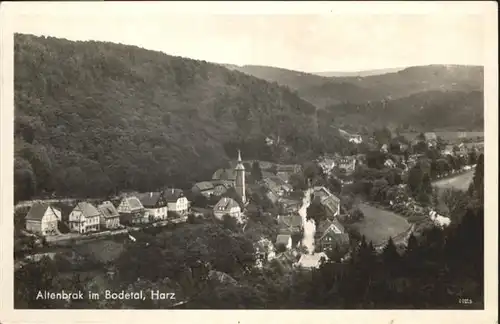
[279,198,302,215]
[312,186,341,217]
[260,170,275,179]
[97,201,121,230]
[191,182,215,198]
[318,157,336,175]
[137,192,169,221]
[336,156,357,174]
[442,144,455,156]
[314,219,350,252]
[212,180,234,196]
[349,134,363,144]
[429,210,451,228]
[212,168,237,182]
[213,197,242,221]
[68,202,102,234]
[424,132,438,147]
[277,213,303,234]
[384,159,396,168]
[265,189,280,204]
[25,202,61,236]
[276,164,302,182]
[380,144,389,153]
[164,189,189,216]
[262,177,292,197]
[296,252,329,269]
[275,234,293,250]
[117,196,146,224]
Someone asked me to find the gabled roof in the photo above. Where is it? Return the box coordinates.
[192,181,215,192]
[276,164,301,173]
[316,219,346,241]
[137,192,164,208]
[73,202,101,218]
[121,196,144,212]
[208,270,238,285]
[297,253,328,268]
[25,202,59,221]
[97,201,120,218]
[277,213,303,228]
[276,234,292,245]
[212,180,234,188]
[163,189,185,202]
[213,197,240,212]
[212,168,237,181]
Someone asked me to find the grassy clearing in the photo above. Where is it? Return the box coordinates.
[433,170,474,193]
[353,203,411,246]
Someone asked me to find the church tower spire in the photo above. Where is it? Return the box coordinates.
[234,149,246,204]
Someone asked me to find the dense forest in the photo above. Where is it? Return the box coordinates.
[326,90,484,131]
[230,64,484,109]
[14,34,354,202]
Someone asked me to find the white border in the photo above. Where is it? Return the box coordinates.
[1,2,497,324]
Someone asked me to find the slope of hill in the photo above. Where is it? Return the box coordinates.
[326,90,484,132]
[14,34,350,201]
[229,64,484,108]
[312,67,405,77]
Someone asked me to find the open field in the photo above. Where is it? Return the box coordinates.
[433,170,474,193]
[353,203,411,246]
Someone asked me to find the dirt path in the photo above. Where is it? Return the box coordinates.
[299,188,316,254]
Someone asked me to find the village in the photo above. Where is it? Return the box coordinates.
[14,130,483,272]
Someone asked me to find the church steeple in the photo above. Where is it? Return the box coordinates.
[234,149,246,204]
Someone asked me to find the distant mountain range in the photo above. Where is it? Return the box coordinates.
[224,64,484,108]
[309,67,405,77]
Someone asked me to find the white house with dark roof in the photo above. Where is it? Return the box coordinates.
[164,188,189,216]
[117,196,146,224]
[68,202,102,233]
[213,197,242,221]
[97,201,121,229]
[137,192,168,221]
[25,202,61,236]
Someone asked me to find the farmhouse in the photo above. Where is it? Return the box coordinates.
[117,196,146,224]
[314,219,350,253]
[191,181,215,198]
[213,197,242,221]
[275,234,293,250]
[262,177,292,197]
[349,134,363,144]
[164,189,189,216]
[212,168,237,182]
[68,202,102,234]
[138,191,169,221]
[424,132,438,147]
[337,156,357,174]
[97,201,121,229]
[279,198,302,215]
[25,202,61,236]
[212,180,233,196]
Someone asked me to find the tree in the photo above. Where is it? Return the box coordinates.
[470,154,484,202]
[327,176,342,195]
[306,199,328,228]
[251,161,263,182]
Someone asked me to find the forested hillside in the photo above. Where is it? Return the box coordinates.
[230,64,484,110]
[14,34,348,201]
[327,90,484,132]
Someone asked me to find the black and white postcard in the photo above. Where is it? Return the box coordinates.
[1,2,497,324]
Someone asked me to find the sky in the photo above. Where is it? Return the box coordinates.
[3,2,491,73]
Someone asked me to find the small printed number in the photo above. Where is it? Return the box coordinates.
[459,298,473,304]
